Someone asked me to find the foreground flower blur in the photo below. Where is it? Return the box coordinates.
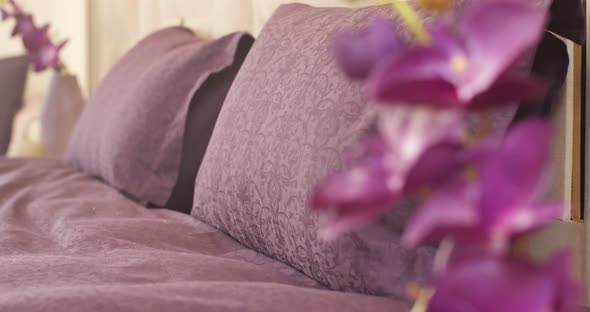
[403,119,563,253]
[333,19,402,80]
[312,107,464,239]
[370,0,547,109]
[314,0,580,310]
[428,252,581,312]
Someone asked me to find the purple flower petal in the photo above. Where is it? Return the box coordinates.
[404,119,560,251]
[0,8,10,21]
[369,46,461,106]
[21,24,51,52]
[333,18,402,79]
[313,108,467,239]
[403,141,465,192]
[368,0,547,109]
[1,0,66,72]
[469,74,546,110]
[402,178,481,248]
[1,0,22,21]
[311,137,401,239]
[460,0,548,102]
[378,106,464,159]
[10,13,35,37]
[548,251,583,312]
[428,252,579,312]
[479,119,559,233]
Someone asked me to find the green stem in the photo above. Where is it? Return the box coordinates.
[390,0,431,46]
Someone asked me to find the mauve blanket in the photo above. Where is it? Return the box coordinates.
[0,157,408,312]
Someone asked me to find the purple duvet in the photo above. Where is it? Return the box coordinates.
[0,157,408,311]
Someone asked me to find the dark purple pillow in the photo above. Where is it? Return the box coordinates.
[65,27,253,213]
[547,0,585,44]
[165,37,253,212]
[514,31,570,120]
[0,55,29,154]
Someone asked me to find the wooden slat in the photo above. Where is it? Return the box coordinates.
[549,39,583,220]
[571,43,584,221]
[584,0,590,304]
[522,221,586,304]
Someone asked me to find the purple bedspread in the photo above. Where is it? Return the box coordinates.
[0,157,409,311]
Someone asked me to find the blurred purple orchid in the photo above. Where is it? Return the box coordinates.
[1,0,67,72]
[312,107,465,239]
[319,0,578,310]
[428,251,581,312]
[403,119,563,253]
[312,136,401,239]
[334,0,548,109]
[372,0,548,109]
[333,18,402,80]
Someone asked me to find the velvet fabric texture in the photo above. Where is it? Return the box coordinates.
[0,157,408,312]
[0,55,29,155]
[65,27,253,212]
[191,3,551,299]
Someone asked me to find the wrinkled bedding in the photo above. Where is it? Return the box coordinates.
[0,157,408,311]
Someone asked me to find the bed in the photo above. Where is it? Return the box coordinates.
[0,0,586,311]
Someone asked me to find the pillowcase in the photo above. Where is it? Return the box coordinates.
[191,3,551,300]
[191,4,435,299]
[0,55,29,154]
[165,38,253,212]
[65,27,254,214]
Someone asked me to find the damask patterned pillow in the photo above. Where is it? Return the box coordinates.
[191,3,549,299]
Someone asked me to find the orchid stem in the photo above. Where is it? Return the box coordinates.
[390,0,431,46]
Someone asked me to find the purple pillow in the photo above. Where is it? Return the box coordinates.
[0,55,29,154]
[65,27,253,213]
[191,3,551,300]
[191,4,436,299]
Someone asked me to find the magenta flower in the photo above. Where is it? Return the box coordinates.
[333,18,402,80]
[369,0,547,109]
[403,119,563,252]
[312,107,464,239]
[29,39,67,72]
[1,0,67,72]
[428,251,581,312]
[311,136,401,239]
